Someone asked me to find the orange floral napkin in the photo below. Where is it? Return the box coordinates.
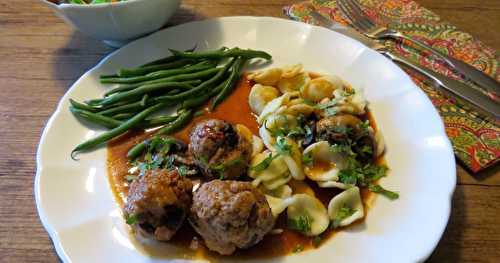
[284,0,500,173]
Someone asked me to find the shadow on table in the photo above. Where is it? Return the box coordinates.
[51,7,206,92]
[425,187,464,262]
[51,31,111,91]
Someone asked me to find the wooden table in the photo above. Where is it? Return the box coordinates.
[0,0,498,262]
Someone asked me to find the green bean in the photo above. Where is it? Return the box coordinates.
[117,59,192,78]
[211,57,246,110]
[112,113,135,120]
[126,141,148,160]
[69,99,99,112]
[70,107,122,129]
[127,110,193,159]
[152,59,234,103]
[100,74,119,79]
[154,109,193,135]
[140,94,148,107]
[143,115,177,127]
[101,62,214,84]
[139,46,196,68]
[98,82,193,106]
[181,78,229,109]
[71,102,168,158]
[104,79,201,97]
[99,101,146,116]
[170,47,272,60]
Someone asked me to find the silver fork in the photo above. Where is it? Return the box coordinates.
[337,0,500,103]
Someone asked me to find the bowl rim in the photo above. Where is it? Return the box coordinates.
[41,0,146,8]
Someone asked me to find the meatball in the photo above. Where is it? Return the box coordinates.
[189,180,275,255]
[189,119,252,179]
[124,169,192,241]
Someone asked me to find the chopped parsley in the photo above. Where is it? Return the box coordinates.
[331,205,356,229]
[312,236,322,248]
[251,153,279,172]
[288,214,312,234]
[368,184,399,200]
[125,214,138,225]
[292,244,304,253]
[275,136,292,155]
[210,157,243,179]
[177,165,188,177]
[302,152,313,166]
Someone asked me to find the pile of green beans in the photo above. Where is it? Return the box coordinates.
[70,47,272,159]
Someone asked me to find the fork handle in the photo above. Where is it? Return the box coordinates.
[386,31,500,103]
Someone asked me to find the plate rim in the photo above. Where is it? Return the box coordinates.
[35,16,457,263]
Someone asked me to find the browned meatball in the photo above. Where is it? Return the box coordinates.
[124,169,192,241]
[188,119,252,180]
[189,180,275,255]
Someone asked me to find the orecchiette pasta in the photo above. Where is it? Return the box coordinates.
[248,84,280,115]
[281,64,303,78]
[327,187,365,227]
[300,75,344,102]
[287,194,330,236]
[248,67,283,86]
[277,72,310,94]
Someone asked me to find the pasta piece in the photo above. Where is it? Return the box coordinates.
[327,187,364,227]
[303,141,346,181]
[265,195,295,218]
[281,64,303,78]
[287,194,329,236]
[277,72,310,93]
[248,84,280,115]
[251,135,264,157]
[317,181,353,190]
[248,68,283,86]
[259,124,276,151]
[257,92,296,124]
[300,75,344,102]
[281,137,305,180]
[235,124,253,143]
[374,129,385,157]
[263,173,292,190]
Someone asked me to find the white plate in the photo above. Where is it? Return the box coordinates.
[35,16,456,263]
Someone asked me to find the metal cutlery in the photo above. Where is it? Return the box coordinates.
[337,0,500,103]
[309,10,500,121]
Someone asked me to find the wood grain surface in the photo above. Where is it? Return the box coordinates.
[0,0,499,262]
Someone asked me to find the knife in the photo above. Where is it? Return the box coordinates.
[309,11,500,122]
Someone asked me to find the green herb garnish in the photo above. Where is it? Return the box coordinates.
[302,152,313,166]
[312,236,322,247]
[331,205,356,229]
[368,184,399,200]
[125,213,138,225]
[275,136,292,155]
[292,244,304,253]
[251,153,279,172]
[288,214,312,234]
[177,165,188,177]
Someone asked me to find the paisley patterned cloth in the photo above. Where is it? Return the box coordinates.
[284,0,500,172]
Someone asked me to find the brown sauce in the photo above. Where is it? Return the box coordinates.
[107,75,382,260]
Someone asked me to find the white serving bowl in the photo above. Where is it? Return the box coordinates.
[41,0,181,47]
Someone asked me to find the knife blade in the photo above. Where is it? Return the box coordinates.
[309,11,500,122]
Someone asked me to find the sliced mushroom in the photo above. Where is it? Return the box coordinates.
[287,194,330,236]
[327,187,364,227]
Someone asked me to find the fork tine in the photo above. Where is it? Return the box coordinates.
[344,0,376,29]
[337,0,369,32]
